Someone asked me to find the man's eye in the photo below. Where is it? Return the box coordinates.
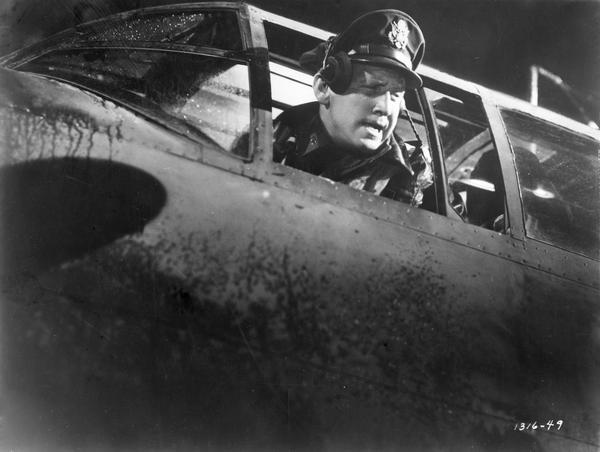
[391,92,404,101]
[362,84,382,92]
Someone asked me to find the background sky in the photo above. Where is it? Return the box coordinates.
[1,0,598,123]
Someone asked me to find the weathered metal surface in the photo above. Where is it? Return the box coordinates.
[1,64,599,452]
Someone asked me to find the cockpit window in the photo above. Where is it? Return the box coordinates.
[269,62,314,117]
[426,87,506,232]
[18,50,251,156]
[65,10,242,50]
[12,9,251,156]
[501,110,599,258]
[264,21,322,67]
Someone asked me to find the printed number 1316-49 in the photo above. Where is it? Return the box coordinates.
[514,420,563,431]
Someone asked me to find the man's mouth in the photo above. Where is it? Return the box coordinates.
[363,121,387,138]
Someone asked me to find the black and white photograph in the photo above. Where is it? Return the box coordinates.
[0,0,598,451]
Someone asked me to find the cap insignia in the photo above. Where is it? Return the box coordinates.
[388,19,409,50]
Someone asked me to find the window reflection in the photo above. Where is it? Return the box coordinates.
[502,110,599,258]
[19,51,251,155]
[72,11,242,51]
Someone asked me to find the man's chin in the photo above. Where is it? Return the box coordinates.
[357,138,384,154]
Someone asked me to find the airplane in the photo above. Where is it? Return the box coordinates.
[0,2,598,451]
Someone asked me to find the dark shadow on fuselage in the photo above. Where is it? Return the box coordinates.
[1,157,167,279]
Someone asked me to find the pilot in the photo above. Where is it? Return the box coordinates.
[274,10,433,206]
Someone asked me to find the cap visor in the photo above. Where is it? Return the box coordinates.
[351,56,423,89]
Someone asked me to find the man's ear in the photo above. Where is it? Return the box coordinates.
[313,74,331,107]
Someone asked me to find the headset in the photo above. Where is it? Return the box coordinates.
[319,38,354,94]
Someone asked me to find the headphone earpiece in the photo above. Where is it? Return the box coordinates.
[320,51,353,94]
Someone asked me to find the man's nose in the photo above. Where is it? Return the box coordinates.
[373,91,394,115]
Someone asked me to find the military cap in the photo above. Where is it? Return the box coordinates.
[300,10,425,89]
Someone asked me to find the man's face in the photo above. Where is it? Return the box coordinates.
[320,63,406,155]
